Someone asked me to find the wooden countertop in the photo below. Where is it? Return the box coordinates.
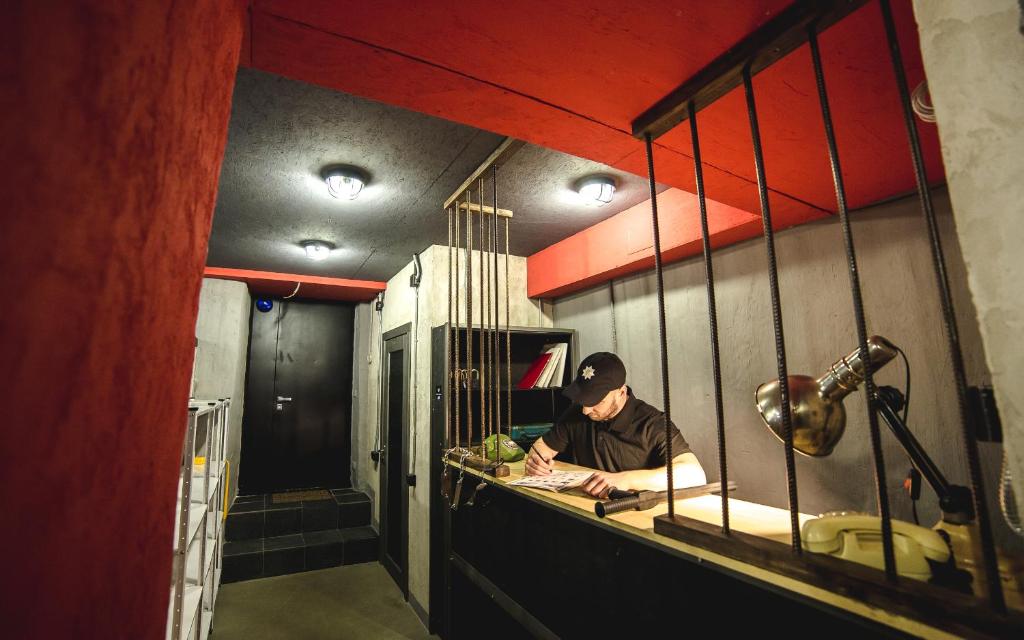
[452,458,956,640]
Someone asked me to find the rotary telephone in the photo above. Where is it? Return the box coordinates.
[802,512,950,581]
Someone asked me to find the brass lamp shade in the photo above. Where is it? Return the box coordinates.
[755,336,899,457]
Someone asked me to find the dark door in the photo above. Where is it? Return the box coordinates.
[240,298,354,494]
[380,325,410,595]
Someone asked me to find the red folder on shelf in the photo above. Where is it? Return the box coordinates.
[516,353,553,389]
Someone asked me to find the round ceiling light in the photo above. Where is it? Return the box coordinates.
[575,175,616,206]
[301,240,334,261]
[321,165,369,200]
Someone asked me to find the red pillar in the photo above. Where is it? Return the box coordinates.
[1,2,246,637]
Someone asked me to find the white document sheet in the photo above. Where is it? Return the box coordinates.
[507,471,594,493]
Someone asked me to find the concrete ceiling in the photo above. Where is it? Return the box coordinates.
[208,68,665,282]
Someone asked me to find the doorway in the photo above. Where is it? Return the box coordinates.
[239,298,355,494]
[380,323,411,596]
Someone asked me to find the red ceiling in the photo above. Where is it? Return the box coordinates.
[243,0,944,297]
[205,267,385,302]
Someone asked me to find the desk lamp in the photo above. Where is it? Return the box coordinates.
[755,335,973,523]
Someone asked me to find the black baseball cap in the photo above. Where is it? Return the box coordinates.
[563,352,626,407]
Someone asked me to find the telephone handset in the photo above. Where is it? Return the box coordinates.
[802,511,950,581]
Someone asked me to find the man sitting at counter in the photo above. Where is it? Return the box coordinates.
[525,352,707,498]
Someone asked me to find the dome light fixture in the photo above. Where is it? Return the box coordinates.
[301,240,334,261]
[321,165,369,200]
[575,174,616,206]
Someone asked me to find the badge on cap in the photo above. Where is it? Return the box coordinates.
[582,365,596,380]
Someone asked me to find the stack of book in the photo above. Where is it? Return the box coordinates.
[516,343,569,389]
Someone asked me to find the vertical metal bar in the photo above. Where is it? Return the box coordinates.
[688,102,730,536]
[492,167,502,461]
[742,67,801,553]
[172,409,198,638]
[454,199,461,451]
[447,207,453,451]
[478,181,487,448]
[466,192,474,450]
[809,27,895,580]
[879,0,1004,609]
[642,133,674,518]
[505,217,511,450]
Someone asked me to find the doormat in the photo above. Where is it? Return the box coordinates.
[270,489,332,504]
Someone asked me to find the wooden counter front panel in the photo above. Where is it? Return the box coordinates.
[446,485,907,639]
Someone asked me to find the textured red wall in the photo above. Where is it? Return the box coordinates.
[1,2,245,638]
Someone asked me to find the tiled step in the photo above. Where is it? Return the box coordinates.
[222,527,379,583]
[226,489,371,542]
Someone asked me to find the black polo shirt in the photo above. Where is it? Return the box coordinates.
[542,390,691,472]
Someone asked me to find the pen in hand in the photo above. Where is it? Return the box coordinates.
[527,446,552,476]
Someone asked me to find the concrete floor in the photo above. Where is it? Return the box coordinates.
[213,563,435,640]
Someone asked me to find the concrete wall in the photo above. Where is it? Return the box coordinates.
[352,243,551,616]
[193,278,251,504]
[912,0,1024,519]
[553,190,1021,551]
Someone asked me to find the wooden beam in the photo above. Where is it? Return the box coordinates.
[443,137,526,209]
[457,202,514,218]
[631,0,869,140]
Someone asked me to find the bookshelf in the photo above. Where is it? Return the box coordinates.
[429,324,578,451]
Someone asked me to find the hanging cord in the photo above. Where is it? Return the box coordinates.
[895,346,912,424]
[409,252,423,479]
[283,282,301,299]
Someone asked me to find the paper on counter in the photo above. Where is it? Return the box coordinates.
[508,471,594,493]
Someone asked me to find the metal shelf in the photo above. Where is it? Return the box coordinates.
[167,399,230,640]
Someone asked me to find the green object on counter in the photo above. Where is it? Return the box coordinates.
[484,433,525,462]
[509,423,553,442]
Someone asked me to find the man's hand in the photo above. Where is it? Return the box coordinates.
[525,445,553,476]
[580,471,626,499]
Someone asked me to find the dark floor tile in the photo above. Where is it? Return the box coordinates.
[222,551,262,583]
[338,500,371,528]
[229,500,264,514]
[225,511,263,542]
[264,533,304,551]
[304,529,344,545]
[302,502,338,532]
[263,546,304,577]
[224,538,263,556]
[264,500,297,511]
[341,527,379,565]
[305,529,344,570]
[264,507,301,537]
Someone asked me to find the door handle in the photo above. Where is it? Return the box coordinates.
[276,396,293,402]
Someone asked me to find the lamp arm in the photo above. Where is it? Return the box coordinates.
[875,386,974,523]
